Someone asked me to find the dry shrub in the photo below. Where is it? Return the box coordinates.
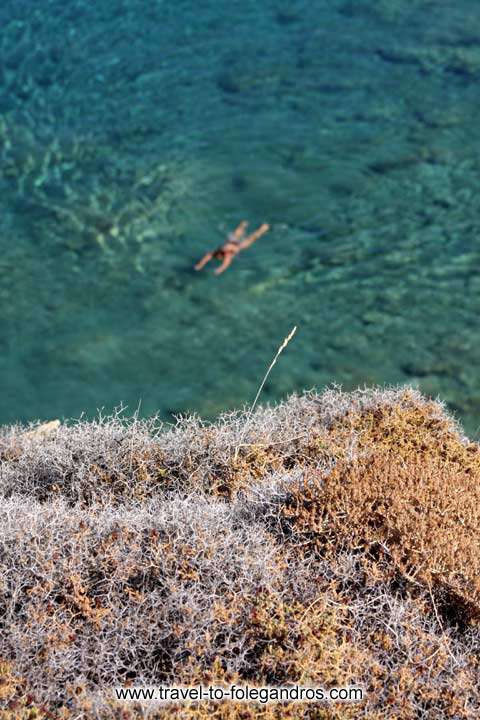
[240,590,362,688]
[1,387,446,508]
[278,446,480,625]
[0,495,283,712]
[1,386,480,719]
[326,397,477,468]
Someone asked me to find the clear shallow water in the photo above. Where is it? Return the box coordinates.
[0,0,479,435]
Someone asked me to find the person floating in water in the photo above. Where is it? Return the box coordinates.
[194,221,270,275]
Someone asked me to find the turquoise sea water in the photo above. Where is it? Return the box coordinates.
[1,0,479,434]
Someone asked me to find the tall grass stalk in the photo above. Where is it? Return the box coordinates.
[234,325,297,461]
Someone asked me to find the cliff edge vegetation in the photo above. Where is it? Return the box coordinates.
[1,386,479,719]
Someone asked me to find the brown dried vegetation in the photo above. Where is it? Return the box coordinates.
[1,387,479,719]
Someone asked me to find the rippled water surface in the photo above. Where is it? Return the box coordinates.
[1,0,479,434]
